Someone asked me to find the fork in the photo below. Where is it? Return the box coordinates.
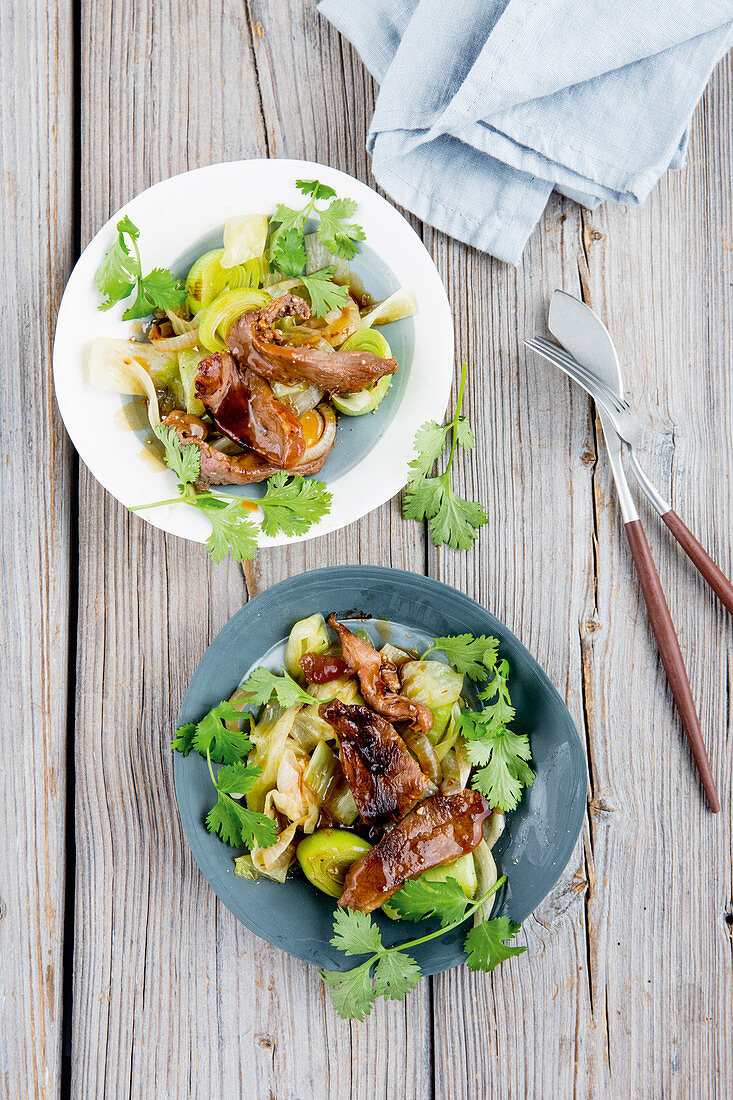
[525,336,733,617]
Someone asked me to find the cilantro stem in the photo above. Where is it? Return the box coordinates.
[443,360,468,478]
[382,875,505,955]
[206,746,217,787]
[129,497,189,512]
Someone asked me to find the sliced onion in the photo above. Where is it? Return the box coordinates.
[402,727,441,785]
[165,309,198,335]
[88,338,161,427]
[361,287,417,329]
[299,404,336,464]
[271,380,325,418]
[149,328,201,351]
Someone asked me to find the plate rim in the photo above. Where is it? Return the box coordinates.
[52,158,455,547]
[173,564,588,974]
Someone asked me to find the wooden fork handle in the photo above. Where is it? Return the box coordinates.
[624,519,720,813]
[661,509,733,617]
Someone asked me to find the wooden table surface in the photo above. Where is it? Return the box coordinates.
[3,3,732,1097]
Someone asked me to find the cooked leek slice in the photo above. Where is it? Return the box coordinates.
[88,338,163,427]
[303,739,337,800]
[328,785,359,826]
[178,349,206,416]
[233,854,262,881]
[284,613,331,681]
[245,703,299,812]
[401,660,464,708]
[185,249,224,312]
[421,852,478,898]
[271,380,325,418]
[199,288,270,352]
[304,233,349,279]
[307,675,364,707]
[331,329,393,416]
[332,375,392,417]
[296,829,372,898]
[361,287,417,329]
[221,214,268,268]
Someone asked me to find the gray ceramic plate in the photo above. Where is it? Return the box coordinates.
[174,566,587,976]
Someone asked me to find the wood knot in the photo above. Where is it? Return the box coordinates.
[580,446,596,467]
[584,617,602,634]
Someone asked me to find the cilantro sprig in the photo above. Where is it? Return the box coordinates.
[403,361,488,550]
[130,425,331,563]
[238,665,318,709]
[321,876,525,1021]
[95,215,186,319]
[172,700,277,851]
[427,632,535,812]
[268,179,363,317]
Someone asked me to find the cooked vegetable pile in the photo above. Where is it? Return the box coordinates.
[173,613,534,1018]
[91,179,417,559]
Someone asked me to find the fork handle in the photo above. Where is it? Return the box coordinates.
[661,509,733,617]
[624,519,720,813]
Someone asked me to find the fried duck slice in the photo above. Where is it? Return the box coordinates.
[339,790,491,913]
[162,411,332,490]
[226,294,398,393]
[327,616,434,735]
[195,351,305,468]
[319,701,430,825]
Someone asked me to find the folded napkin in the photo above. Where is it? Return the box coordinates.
[318,0,733,264]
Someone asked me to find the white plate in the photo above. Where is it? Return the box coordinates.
[53,160,454,546]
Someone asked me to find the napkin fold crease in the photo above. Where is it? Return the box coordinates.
[318,0,733,264]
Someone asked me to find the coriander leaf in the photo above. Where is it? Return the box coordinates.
[141,267,187,311]
[195,496,259,563]
[454,416,475,449]
[402,475,445,522]
[296,179,337,201]
[427,482,488,551]
[239,666,315,709]
[271,226,307,277]
[192,701,253,764]
[426,633,499,681]
[406,421,449,481]
[205,791,277,849]
[320,962,377,1022]
[95,236,135,307]
[330,908,384,957]
[464,916,526,972]
[270,202,308,236]
[213,762,261,796]
[258,473,332,537]
[470,735,534,811]
[116,214,139,239]
[372,951,422,1000]
[300,266,350,317]
[122,280,154,321]
[153,423,201,488]
[317,197,365,260]
[171,723,197,756]
[390,877,470,926]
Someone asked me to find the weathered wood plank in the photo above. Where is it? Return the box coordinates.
[0,2,74,1096]
[432,51,733,1100]
[71,2,432,1098]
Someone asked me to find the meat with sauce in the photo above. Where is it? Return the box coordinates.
[327,616,434,735]
[319,700,430,826]
[162,410,334,490]
[339,790,490,913]
[226,294,398,393]
[195,351,305,468]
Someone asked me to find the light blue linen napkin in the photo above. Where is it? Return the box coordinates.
[318,0,733,264]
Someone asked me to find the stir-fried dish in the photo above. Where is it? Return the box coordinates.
[90,179,416,490]
[174,613,535,1018]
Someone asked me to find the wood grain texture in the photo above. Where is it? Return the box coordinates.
[0,2,74,1097]
[12,0,730,1095]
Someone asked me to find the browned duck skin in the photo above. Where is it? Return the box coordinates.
[195,351,305,468]
[226,294,398,394]
[162,411,332,490]
[327,615,434,735]
[339,790,491,913]
[319,700,430,826]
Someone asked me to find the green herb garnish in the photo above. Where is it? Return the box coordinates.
[320,876,524,1020]
[172,701,276,851]
[95,215,186,319]
[130,425,331,563]
[403,361,488,550]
